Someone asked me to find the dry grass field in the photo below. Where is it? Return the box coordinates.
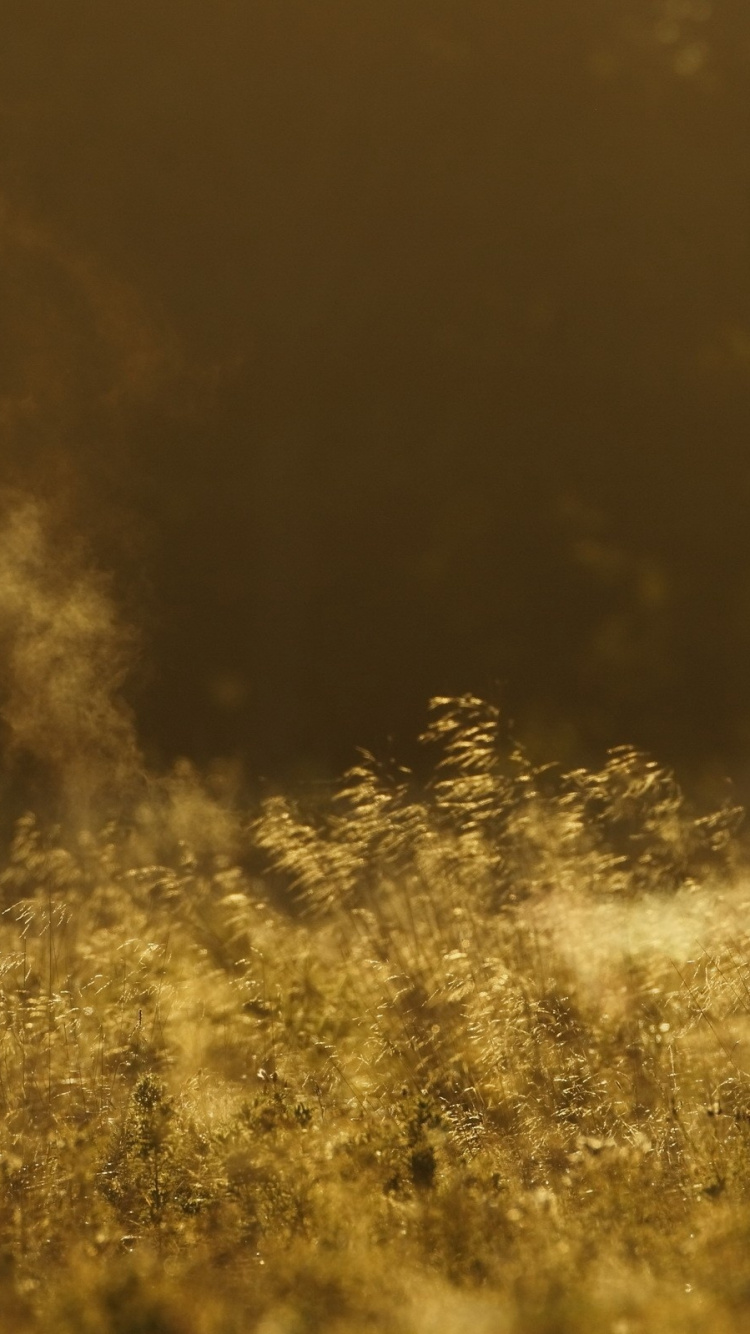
[1,695,750,1333]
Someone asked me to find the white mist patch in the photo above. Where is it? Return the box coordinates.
[0,496,142,821]
[130,756,244,868]
[527,879,750,1016]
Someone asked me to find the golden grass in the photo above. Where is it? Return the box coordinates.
[0,697,749,1332]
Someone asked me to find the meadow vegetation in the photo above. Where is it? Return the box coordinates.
[0,694,749,1332]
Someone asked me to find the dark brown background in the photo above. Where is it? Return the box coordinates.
[2,1,749,786]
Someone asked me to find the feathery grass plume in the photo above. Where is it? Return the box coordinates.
[420,694,507,834]
[0,494,142,828]
[564,746,744,893]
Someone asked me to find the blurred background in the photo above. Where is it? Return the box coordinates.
[1,0,750,790]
